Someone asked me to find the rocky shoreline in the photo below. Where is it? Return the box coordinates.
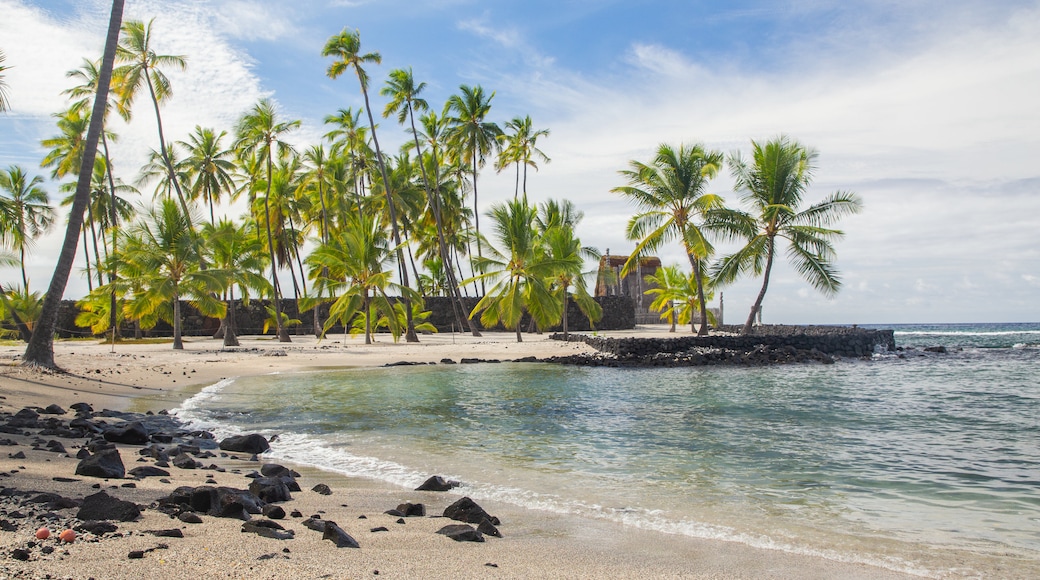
[1,402,505,577]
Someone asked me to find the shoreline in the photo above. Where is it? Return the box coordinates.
[0,330,964,578]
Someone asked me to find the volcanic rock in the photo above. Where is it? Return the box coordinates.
[77,491,141,522]
[218,434,270,454]
[75,448,125,479]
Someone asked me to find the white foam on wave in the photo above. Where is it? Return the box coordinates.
[169,377,247,439]
[260,429,939,578]
[895,330,1040,337]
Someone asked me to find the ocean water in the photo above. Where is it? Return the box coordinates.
[173,323,1040,578]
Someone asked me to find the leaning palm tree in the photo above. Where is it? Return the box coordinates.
[114,19,190,214]
[234,98,300,342]
[24,0,124,369]
[497,115,550,200]
[0,166,54,290]
[444,84,502,289]
[712,136,863,335]
[612,142,724,336]
[323,27,418,342]
[65,56,130,344]
[467,199,563,342]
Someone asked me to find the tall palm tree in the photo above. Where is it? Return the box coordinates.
[65,57,128,343]
[0,49,10,112]
[467,199,563,342]
[323,27,418,342]
[612,142,724,336]
[497,115,550,199]
[234,98,300,342]
[444,84,502,291]
[382,68,478,336]
[712,136,863,335]
[179,126,236,225]
[121,199,219,349]
[0,166,54,290]
[114,19,190,214]
[24,0,124,369]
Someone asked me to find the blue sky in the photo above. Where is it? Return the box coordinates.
[2,0,1039,324]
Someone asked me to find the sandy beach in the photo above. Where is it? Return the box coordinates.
[0,330,925,579]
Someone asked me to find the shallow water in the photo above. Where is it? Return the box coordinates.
[174,323,1040,578]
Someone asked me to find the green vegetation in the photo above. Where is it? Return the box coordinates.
[3,9,860,366]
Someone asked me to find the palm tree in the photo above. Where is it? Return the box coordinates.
[444,84,502,290]
[612,142,724,336]
[382,68,478,337]
[200,218,269,346]
[24,0,124,369]
[0,49,10,112]
[0,166,54,290]
[467,199,563,342]
[712,136,863,335]
[65,56,129,343]
[644,264,716,334]
[306,211,402,344]
[179,126,236,225]
[40,107,93,180]
[122,199,220,349]
[114,19,190,214]
[536,199,601,338]
[234,98,300,342]
[541,222,601,339]
[323,27,418,342]
[497,115,550,199]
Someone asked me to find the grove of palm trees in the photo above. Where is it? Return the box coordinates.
[1,15,860,368]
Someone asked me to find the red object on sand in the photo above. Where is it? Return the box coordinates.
[36,527,51,540]
[58,529,77,543]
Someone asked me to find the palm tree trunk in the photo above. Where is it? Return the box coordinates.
[19,244,28,291]
[101,132,120,341]
[82,228,94,292]
[363,291,371,345]
[144,71,190,219]
[223,294,239,347]
[515,321,522,343]
[743,238,775,335]
[172,292,183,349]
[690,256,709,336]
[562,293,569,339]
[359,84,417,342]
[472,160,485,296]
[88,205,105,288]
[262,154,290,342]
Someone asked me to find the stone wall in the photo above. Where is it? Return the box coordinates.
[50,295,637,338]
[554,324,896,359]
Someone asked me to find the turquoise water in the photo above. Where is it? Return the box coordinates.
[175,323,1040,577]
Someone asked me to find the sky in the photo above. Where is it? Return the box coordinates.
[1,0,1038,324]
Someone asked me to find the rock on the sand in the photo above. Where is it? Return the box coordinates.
[218,434,270,454]
[321,521,360,548]
[75,448,126,479]
[436,524,485,543]
[77,491,141,522]
[103,422,149,445]
[415,475,460,492]
[443,497,499,526]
